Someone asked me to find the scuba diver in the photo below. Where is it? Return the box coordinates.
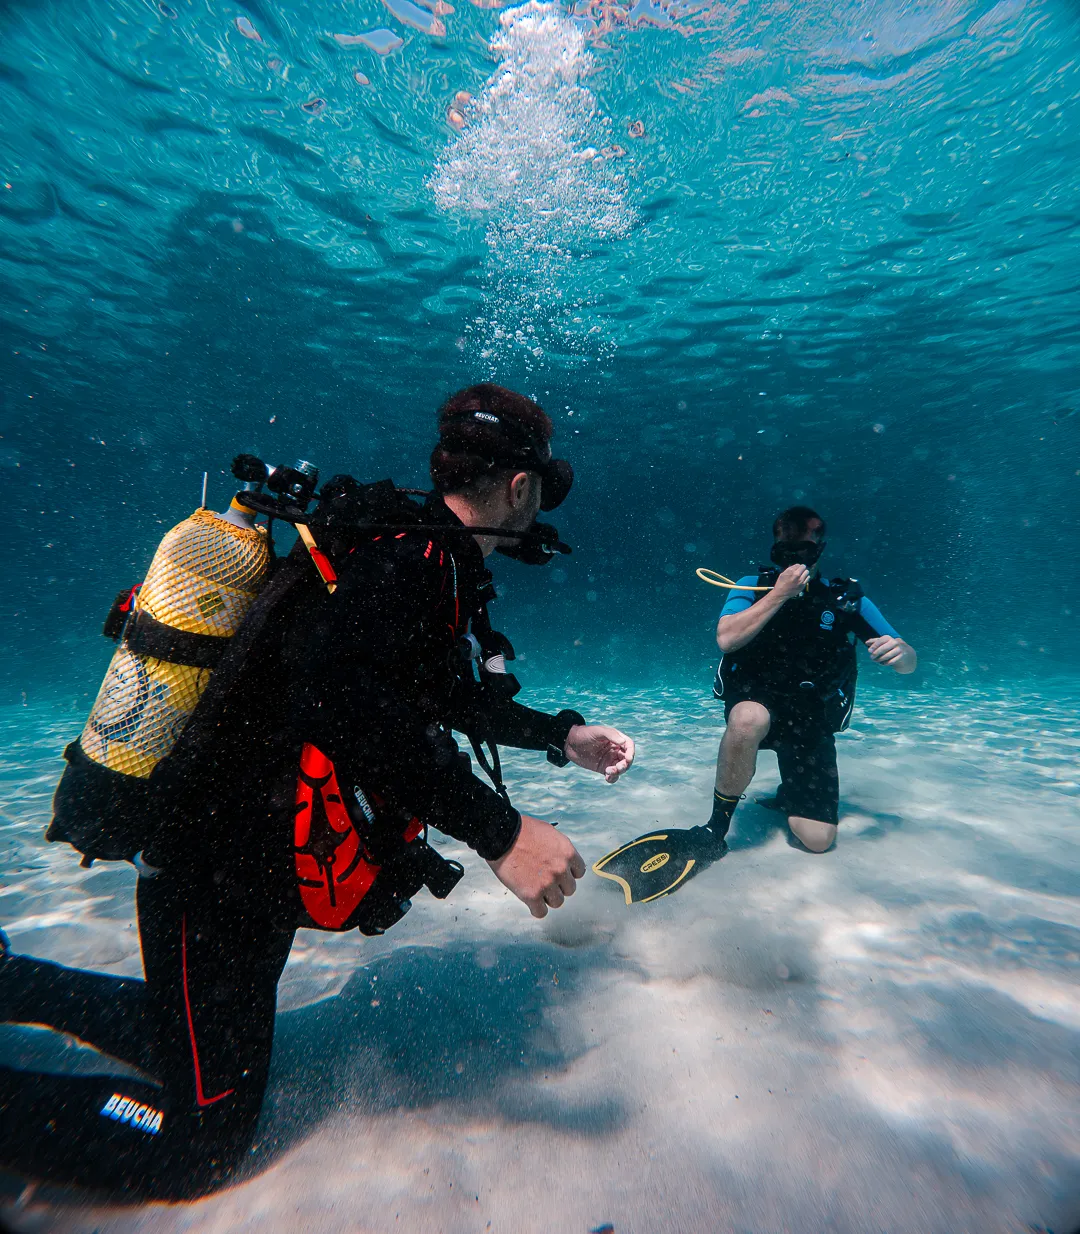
[594,506,914,905]
[0,384,635,1199]
[705,505,916,854]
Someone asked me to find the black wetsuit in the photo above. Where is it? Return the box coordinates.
[714,573,894,825]
[0,498,581,1199]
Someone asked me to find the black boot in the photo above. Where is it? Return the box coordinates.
[707,790,740,838]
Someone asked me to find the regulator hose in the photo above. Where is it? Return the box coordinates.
[695,568,772,592]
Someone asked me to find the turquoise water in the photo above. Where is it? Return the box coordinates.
[1,0,1080,1227]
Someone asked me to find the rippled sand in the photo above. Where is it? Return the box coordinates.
[1,680,1079,1233]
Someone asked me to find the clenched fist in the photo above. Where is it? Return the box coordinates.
[772,563,810,602]
[488,814,587,918]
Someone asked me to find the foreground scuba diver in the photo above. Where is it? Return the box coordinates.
[595,505,914,903]
[0,384,635,1199]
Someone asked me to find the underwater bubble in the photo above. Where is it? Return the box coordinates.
[301,97,327,116]
[234,16,262,41]
[382,0,446,35]
[430,1,635,361]
[628,119,645,137]
[157,2,177,17]
[333,29,404,54]
[354,71,371,86]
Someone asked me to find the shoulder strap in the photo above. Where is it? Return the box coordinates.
[755,568,778,595]
[828,577,864,608]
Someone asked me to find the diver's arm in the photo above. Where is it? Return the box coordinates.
[450,694,582,753]
[317,547,523,859]
[855,596,917,674]
[716,564,809,652]
[450,696,634,784]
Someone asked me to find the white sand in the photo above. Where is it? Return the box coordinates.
[1,680,1078,1233]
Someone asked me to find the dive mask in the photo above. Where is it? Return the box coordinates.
[770,539,824,569]
[537,456,574,512]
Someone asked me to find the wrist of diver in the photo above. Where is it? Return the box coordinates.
[547,709,586,767]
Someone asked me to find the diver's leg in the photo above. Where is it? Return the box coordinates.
[775,730,839,853]
[134,865,296,1197]
[0,938,152,1072]
[0,866,294,1199]
[708,700,771,838]
[0,876,174,1194]
[715,700,771,792]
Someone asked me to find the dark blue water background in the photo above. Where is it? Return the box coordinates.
[0,0,1078,702]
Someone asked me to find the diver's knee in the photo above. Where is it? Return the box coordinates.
[726,701,771,742]
[788,817,836,853]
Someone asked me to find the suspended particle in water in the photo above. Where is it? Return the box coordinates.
[447,107,466,130]
[231,218,244,233]
[872,422,885,433]
[628,119,645,137]
[268,57,283,71]
[354,70,370,85]
[158,2,178,17]
[301,97,328,116]
[234,16,262,41]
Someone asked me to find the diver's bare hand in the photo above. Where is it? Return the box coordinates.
[867,635,917,674]
[772,564,809,601]
[564,725,635,783]
[487,815,586,918]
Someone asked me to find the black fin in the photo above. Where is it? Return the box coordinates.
[592,826,726,906]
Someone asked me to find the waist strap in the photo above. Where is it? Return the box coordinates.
[124,609,228,669]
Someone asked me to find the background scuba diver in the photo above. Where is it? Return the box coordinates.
[593,506,913,905]
[0,384,635,1200]
[704,505,916,855]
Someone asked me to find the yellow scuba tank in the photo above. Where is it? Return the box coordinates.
[48,456,328,863]
[79,504,271,779]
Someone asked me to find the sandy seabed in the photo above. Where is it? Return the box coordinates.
[0,679,1078,1234]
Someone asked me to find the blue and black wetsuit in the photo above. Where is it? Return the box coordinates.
[713,572,899,825]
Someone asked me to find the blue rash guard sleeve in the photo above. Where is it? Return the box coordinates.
[719,576,760,619]
[856,595,899,640]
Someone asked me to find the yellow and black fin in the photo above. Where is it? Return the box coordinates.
[592,826,727,906]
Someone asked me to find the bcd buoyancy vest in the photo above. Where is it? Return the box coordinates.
[293,741,463,936]
[286,519,478,935]
[716,572,873,731]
